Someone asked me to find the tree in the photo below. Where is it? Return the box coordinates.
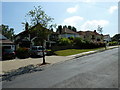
[27,5,54,64]
[71,26,77,32]
[49,24,57,32]
[57,25,62,34]
[22,22,31,31]
[68,25,72,30]
[1,24,15,41]
[68,25,77,32]
[97,25,103,34]
[73,37,84,46]
[59,38,71,46]
[27,5,53,27]
[63,25,67,29]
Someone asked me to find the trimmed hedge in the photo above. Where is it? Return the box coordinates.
[16,47,30,59]
[109,41,118,46]
[52,37,105,51]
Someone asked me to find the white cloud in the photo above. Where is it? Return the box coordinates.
[61,16,84,27]
[80,20,109,31]
[108,6,118,14]
[66,5,79,13]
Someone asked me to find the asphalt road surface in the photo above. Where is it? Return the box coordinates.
[2,48,118,88]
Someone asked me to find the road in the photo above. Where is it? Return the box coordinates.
[2,48,118,88]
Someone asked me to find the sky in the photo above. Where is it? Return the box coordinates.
[1,0,118,37]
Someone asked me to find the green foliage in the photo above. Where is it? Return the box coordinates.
[16,47,30,59]
[97,25,103,34]
[59,38,72,45]
[26,5,54,45]
[73,37,85,46]
[1,24,15,41]
[109,41,118,46]
[56,37,105,49]
[54,48,105,56]
[27,5,54,27]
[68,26,72,30]
[57,25,62,34]
[71,26,77,32]
[68,36,74,40]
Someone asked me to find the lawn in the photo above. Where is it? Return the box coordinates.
[54,47,105,56]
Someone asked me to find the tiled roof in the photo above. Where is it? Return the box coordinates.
[77,30,102,36]
[57,28,78,34]
[77,31,86,35]
[0,39,13,44]
[15,23,50,37]
[0,34,14,44]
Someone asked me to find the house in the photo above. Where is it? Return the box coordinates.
[14,29,31,48]
[56,27,80,38]
[103,34,111,42]
[15,23,57,49]
[77,30,104,43]
[0,34,15,50]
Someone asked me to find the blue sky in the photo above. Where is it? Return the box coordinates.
[2,1,118,37]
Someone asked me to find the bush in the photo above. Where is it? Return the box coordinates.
[73,37,85,46]
[58,38,72,46]
[16,47,30,59]
[109,41,118,46]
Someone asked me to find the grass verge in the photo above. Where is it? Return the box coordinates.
[54,47,108,56]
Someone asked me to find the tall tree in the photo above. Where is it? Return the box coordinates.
[27,5,54,64]
[68,25,72,30]
[27,5,53,27]
[22,22,31,31]
[97,25,103,34]
[57,25,62,34]
[1,24,15,41]
[63,25,67,29]
[71,26,77,32]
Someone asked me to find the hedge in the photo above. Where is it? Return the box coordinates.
[16,47,30,59]
[109,41,118,46]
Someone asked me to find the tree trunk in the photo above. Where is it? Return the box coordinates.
[42,44,46,64]
[105,43,107,50]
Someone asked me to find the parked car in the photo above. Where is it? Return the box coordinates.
[30,46,47,57]
[2,49,16,60]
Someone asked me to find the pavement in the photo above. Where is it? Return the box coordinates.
[0,45,118,75]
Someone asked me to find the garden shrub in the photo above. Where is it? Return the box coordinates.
[73,37,84,47]
[55,37,106,50]
[58,38,72,46]
[109,41,118,46]
[16,47,30,59]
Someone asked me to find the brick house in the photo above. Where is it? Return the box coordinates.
[56,27,80,38]
[15,23,57,49]
[77,30,104,43]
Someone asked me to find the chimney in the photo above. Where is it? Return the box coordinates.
[94,30,96,32]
